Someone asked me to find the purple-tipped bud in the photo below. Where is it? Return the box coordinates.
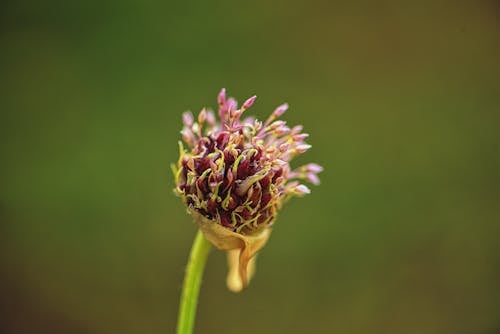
[307,172,321,185]
[293,133,309,141]
[218,88,226,105]
[295,184,311,195]
[295,144,312,153]
[183,111,194,127]
[269,120,286,129]
[273,103,289,117]
[290,125,303,135]
[279,143,290,152]
[275,125,290,136]
[206,110,216,126]
[242,95,257,110]
[181,128,194,144]
[198,108,207,124]
[306,163,323,173]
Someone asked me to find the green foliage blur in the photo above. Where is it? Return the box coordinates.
[1,0,499,333]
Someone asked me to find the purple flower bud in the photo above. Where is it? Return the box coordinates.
[198,108,207,124]
[306,163,323,173]
[295,184,311,195]
[279,143,290,152]
[273,103,289,117]
[295,144,312,153]
[206,110,216,126]
[242,95,257,110]
[293,133,309,141]
[182,111,194,127]
[181,128,194,145]
[306,172,321,185]
[290,125,303,135]
[218,88,226,105]
[269,120,286,129]
[275,125,290,136]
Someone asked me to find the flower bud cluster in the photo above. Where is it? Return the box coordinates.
[173,89,322,235]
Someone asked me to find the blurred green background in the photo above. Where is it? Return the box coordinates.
[1,0,499,333]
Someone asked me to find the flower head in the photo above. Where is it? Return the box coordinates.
[173,89,322,291]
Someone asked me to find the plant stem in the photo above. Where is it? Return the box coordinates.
[176,230,212,334]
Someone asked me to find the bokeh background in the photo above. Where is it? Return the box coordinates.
[1,0,499,333]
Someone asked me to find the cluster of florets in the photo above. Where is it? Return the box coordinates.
[173,89,322,235]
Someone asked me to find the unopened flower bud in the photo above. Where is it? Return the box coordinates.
[173,89,322,292]
[242,95,257,110]
[306,163,324,173]
[206,110,216,126]
[183,111,194,127]
[198,108,207,124]
[279,143,290,152]
[307,172,321,185]
[296,184,311,194]
[295,144,312,153]
[293,133,309,141]
[273,103,289,117]
[218,88,226,105]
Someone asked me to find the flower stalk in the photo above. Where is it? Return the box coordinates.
[176,230,211,334]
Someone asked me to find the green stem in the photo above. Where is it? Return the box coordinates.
[176,230,212,334]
